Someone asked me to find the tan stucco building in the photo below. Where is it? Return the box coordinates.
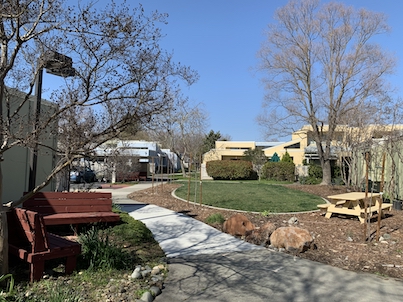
[203,130,309,166]
[203,124,403,167]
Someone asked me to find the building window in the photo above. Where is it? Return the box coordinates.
[225,147,251,150]
[285,143,300,149]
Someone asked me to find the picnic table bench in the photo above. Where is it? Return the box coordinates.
[317,192,392,223]
[22,192,120,226]
[7,208,81,282]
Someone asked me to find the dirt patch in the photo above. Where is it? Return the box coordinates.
[129,183,403,280]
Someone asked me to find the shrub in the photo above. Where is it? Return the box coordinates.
[332,165,341,179]
[205,213,225,225]
[301,164,343,185]
[281,151,293,163]
[206,160,254,180]
[0,274,14,296]
[308,164,323,179]
[78,226,133,271]
[261,161,295,181]
[298,176,321,185]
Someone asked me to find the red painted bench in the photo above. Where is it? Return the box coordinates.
[139,172,148,181]
[7,208,81,282]
[22,192,120,226]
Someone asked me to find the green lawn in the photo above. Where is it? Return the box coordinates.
[174,181,324,213]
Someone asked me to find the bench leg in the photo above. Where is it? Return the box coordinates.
[65,256,77,274]
[30,260,45,282]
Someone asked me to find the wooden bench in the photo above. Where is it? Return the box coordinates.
[317,200,346,209]
[317,203,331,209]
[360,203,393,213]
[7,208,81,282]
[139,172,148,181]
[22,192,120,226]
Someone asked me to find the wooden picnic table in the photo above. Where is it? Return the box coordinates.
[320,192,392,223]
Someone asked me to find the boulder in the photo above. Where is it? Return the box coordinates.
[259,221,277,243]
[270,226,313,253]
[223,213,255,237]
[245,221,276,246]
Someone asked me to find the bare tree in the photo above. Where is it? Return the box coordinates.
[151,97,208,177]
[0,0,197,273]
[97,140,142,183]
[257,0,395,185]
[243,148,267,181]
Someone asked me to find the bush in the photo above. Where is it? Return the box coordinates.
[205,213,225,225]
[79,226,134,271]
[308,164,323,179]
[299,176,321,185]
[261,161,295,181]
[281,151,293,163]
[206,160,254,180]
[300,164,343,185]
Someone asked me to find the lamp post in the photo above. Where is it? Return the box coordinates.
[28,51,75,191]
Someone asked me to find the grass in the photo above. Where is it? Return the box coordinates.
[175,180,324,213]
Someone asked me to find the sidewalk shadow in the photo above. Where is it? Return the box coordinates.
[156,249,403,302]
[119,204,148,213]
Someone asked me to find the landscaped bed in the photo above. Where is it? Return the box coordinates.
[4,211,166,301]
[129,182,403,280]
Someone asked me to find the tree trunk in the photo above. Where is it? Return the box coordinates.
[180,158,186,178]
[321,159,332,185]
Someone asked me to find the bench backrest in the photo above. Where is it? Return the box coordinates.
[7,208,48,253]
[23,192,113,214]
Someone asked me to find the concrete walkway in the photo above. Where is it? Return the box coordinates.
[103,183,403,302]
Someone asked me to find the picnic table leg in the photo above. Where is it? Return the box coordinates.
[31,260,45,282]
[352,202,366,224]
[325,204,335,219]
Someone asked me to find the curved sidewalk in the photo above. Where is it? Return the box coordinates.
[106,183,403,302]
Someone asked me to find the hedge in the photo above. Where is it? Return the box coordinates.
[206,160,255,180]
[261,161,295,181]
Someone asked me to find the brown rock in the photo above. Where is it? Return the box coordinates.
[223,213,255,237]
[246,222,277,246]
[260,222,277,238]
[270,226,313,254]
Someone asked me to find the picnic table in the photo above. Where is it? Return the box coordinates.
[318,192,392,223]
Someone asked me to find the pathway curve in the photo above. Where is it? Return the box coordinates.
[104,183,403,302]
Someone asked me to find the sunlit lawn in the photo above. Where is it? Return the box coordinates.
[174,181,324,213]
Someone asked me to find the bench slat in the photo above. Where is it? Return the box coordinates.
[317,203,330,209]
[25,203,115,214]
[42,212,120,225]
[22,192,120,226]
[25,192,111,199]
[380,203,393,210]
[12,207,49,252]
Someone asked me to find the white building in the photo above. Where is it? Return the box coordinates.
[92,140,179,182]
[2,89,57,203]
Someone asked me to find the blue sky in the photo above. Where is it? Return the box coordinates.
[42,1,403,141]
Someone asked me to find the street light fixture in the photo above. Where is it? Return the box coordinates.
[28,51,75,191]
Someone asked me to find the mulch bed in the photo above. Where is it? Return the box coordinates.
[128,183,403,280]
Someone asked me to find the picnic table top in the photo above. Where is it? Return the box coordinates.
[327,192,381,201]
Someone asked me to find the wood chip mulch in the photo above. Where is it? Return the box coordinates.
[128,183,403,280]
